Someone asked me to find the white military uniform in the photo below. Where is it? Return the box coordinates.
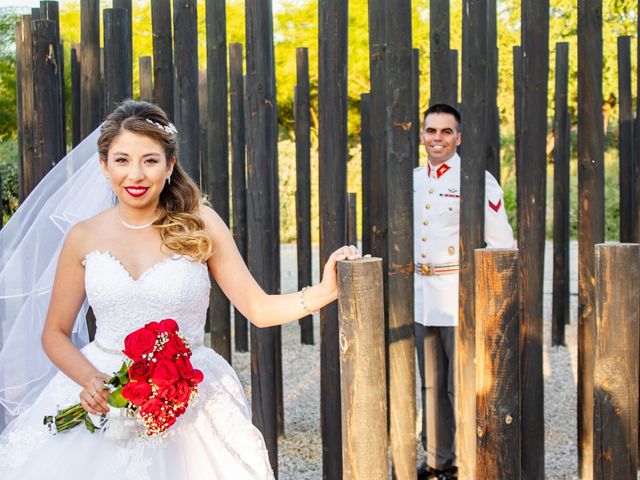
[413,152,515,471]
[413,153,515,326]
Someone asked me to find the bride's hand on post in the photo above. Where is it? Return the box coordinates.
[319,245,369,299]
[80,372,111,415]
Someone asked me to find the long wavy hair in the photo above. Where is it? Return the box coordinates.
[97,100,212,261]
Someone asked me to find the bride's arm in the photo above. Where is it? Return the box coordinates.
[41,223,111,415]
[201,206,359,328]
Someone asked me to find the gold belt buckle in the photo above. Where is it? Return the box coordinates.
[421,263,434,275]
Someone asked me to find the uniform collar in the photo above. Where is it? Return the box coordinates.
[427,153,459,179]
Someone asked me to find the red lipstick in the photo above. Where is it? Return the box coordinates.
[124,186,149,198]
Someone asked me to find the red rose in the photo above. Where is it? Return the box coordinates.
[174,380,192,404]
[159,319,179,333]
[155,339,180,360]
[128,361,153,381]
[151,359,180,387]
[189,369,204,386]
[168,332,189,355]
[122,380,152,406]
[157,383,178,402]
[144,321,162,333]
[123,328,157,360]
[175,357,195,380]
[140,397,165,417]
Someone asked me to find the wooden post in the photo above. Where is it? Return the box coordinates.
[411,49,420,169]
[103,8,132,115]
[112,0,132,102]
[513,46,523,174]
[552,42,570,346]
[486,0,500,183]
[173,0,200,183]
[593,243,639,478]
[204,0,231,363]
[151,0,174,118]
[80,0,100,139]
[385,0,416,477]
[71,44,81,147]
[229,43,249,352]
[429,0,453,106]
[295,47,314,346]
[32,19,64,183]
[475,248,520,480]
[578,1,605,477]
[16,16,34,201]
[139,56,153,102]
[618,36,634,242]
[347,193,357,246]
[450,49,459,106]
[319,0,348,475]
[457,1,488,476]
[519,2,549,476]
[337,258,387,480]
[244,0,280,471]
[360,93,372,255]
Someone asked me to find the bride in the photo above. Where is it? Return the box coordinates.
[0,100,359,479]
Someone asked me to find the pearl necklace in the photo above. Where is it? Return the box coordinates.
[116,205,159,230]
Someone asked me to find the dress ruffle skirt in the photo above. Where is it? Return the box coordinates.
[0,343,274,480]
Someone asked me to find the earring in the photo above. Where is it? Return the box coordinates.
[166,176,171,185]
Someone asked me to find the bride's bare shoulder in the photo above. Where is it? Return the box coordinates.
[64,208,115,256]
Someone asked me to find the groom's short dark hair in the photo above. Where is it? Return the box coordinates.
[423,104,461,131]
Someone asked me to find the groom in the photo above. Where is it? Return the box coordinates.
[414,104,515,479]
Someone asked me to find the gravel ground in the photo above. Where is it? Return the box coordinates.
[229,242,584,479]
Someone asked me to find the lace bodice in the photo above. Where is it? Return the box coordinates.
[83,251,211,351]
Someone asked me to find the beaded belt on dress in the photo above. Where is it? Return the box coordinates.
[93,338,205,355]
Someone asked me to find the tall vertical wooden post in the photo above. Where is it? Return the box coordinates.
[244,0,279,472]
[457,0,488,476]
[16,15,34,201]
[475,248,520,480]
[486,0,500,182]
[32,19,64,182]
[429,0,453,106]
[552,42,570,346]
[139,56,153,102]
[295,47,314,346]
[337,258,387,480]
[229,43,249,353]
[112,0,132,102]
[70,44,81,147]
[151,0,174,119]
[204,0,231,362]
[518,2,549,477]
[593,243,639,479]
[411,49,420,169]
[347,193,357,246]
[80,0,100,140]
[360,93,372,255]
[385,0,415,477]
[618,36,634,242]
[578,1,605,477]
[103,8,132,114]
[513,46,523,173]
[173,0,200,183]
[319,0,348,476]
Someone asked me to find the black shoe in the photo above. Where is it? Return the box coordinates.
[436,466,457,480]
[418,461,442,479]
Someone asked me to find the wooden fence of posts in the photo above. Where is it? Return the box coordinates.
[11,0,640,477]
[552,42,570,347]
[593,244,639,479]
[475,248,520,480]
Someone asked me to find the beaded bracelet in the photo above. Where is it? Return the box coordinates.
[299,286,316,315]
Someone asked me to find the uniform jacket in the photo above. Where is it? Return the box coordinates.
[413,153,515,326]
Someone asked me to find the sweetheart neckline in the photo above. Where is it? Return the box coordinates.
[83,250,205,283]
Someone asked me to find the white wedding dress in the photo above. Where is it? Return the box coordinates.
[0,250,274,480]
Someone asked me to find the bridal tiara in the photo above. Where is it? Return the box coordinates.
[145,118,178,135]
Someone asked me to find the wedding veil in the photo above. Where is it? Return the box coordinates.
[0,127,113,424]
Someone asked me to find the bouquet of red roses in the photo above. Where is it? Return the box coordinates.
[44,318,204,436]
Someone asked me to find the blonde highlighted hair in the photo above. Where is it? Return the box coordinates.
[97,100,212,261]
